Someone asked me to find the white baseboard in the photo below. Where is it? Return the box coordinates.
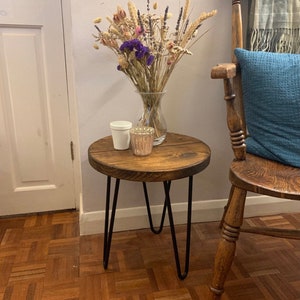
[79,196,300,235]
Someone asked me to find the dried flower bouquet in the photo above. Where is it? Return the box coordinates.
[93,0,216,93]
[93,0,217,143]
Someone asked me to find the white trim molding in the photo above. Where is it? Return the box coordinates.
[80,196,300,235]
[61,0,82,210]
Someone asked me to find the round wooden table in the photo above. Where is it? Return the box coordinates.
[88,132,211,279]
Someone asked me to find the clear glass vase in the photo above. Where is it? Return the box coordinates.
[137,91,167,146]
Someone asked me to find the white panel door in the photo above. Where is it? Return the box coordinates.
[0,0,75,215]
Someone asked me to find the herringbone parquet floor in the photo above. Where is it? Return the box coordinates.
[0,210,299,299]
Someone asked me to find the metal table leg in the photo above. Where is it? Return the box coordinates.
[103,176,193,280]
[103,176,120,269]
[143,177,193,280]
[103,178,168,268]
[163,176,193,280]
[142,181,170,234]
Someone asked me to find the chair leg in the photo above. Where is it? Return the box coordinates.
[209,186,247,299]
[218,186,234,229]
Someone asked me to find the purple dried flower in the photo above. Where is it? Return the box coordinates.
[137,10,144,35]
[120,40,135,51]
[135,47,146,59]
[146,54,155,66]
[163,6,169,30]
[136,45,150,59]
[120,39,141,52]
[175,7,183,33]
[119,39,154,65]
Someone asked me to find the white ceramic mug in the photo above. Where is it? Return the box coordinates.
[110,120,132,150]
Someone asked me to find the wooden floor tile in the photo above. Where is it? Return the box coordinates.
[0,210,300,299]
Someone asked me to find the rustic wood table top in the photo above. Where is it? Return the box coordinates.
[88,132,211,182]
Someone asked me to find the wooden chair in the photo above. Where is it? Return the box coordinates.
[209,1,300,299]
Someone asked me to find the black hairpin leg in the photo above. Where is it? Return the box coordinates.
[103,176,120,269]
[102,176,193,280]
[163,176,193,280]
[142,181,170,234]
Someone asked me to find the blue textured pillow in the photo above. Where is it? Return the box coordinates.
[234,48,300,168]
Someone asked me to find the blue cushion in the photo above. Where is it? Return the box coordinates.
[234,48,300,168]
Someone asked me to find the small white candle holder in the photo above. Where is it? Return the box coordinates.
[130,126,154,156]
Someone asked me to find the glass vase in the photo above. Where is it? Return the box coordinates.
[137,91,167,146]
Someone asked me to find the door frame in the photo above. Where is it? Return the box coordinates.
[60,0,82,211]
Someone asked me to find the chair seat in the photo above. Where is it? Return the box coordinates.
[230,154,300,200]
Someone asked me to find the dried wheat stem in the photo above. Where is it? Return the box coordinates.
[128,1,138,28]
[181,10,217,46]
[183,0,190,21]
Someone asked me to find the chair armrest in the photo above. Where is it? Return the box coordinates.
[211,62,246,160]
[211,63,237,79]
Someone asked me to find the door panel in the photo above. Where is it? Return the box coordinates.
[0,0,75,215]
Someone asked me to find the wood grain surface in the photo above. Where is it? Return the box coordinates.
[88,133,211,182]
